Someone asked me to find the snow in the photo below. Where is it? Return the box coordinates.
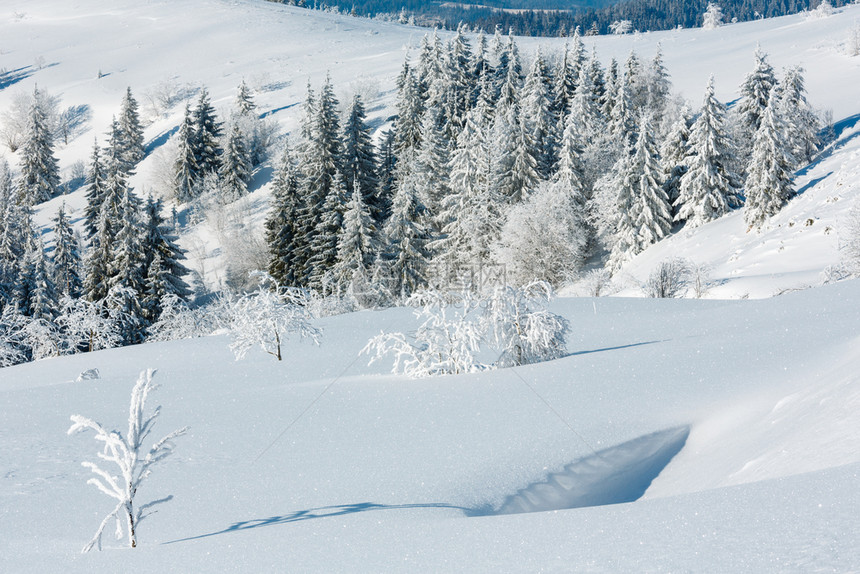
[2,0,860,570]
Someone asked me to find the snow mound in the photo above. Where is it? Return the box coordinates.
[478,426,690,515]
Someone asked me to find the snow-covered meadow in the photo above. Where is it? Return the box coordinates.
[1,0,860,571]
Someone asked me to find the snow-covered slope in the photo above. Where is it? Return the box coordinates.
[2,279,859,571]
[2,0,860,296]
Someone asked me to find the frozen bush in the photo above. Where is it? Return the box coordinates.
[482,281,569,368]
[363,290,485,377]
[644,257,692,298]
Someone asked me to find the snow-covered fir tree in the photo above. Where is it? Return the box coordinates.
[235,79,256,116]
[173,104,200,203]
[118,87,145,169]
[379,170,432,298]
[631,116,672,248]
[266,146,303,287]
[737,46,777,160]
[219,123,252,202]
[331,179,379,294]
[776,65,820,167]
[83,139,107,241]
[660,105,692,213]
[341,94,380,219]
[308,170,348,291]
[743,98,795,230]
[521,48,557,180]
[393,64,425,158]
[51,203,82,299]
[21,237,58,321]
[139,196,191,321]
[295,77,344,287]
[192,87,223,177]
[412,105,451,231]
[675,76,742,228]
[17,87,60,207]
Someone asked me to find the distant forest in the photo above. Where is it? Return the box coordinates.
[269,0,851,36]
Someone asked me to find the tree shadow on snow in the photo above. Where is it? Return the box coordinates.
[568,339,665,357]
[163,502,470,544]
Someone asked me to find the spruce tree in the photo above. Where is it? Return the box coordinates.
[342,94,379,217]
[744,99,794,230]
[18,87,60,207]
[413,106,451,232]
[660,106,692,213]
[83,139,107,241]
[52,203,82,299]
[738,46,777,141]
[83,205,114,302]
[379,171,431,298]
[235,79,256,116]
[521,48,557,180]
[192,87,223,177]
[296,77,344,286]
[646,44,672,124]
[777,65,820,166]
[332,179,379,293]
[307,171,347,291]
[140,197,191,320]
[632,117,672,248]
[118,87,145,168]
[219,123,251,202]
[676,77,742,228]
[22,237,58,321]
[394,65,425,158]
[266,146,303,287]
[173,104,200,203]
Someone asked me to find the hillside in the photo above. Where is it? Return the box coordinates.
[1,1,860,571]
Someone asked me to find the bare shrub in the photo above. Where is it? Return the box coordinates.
[643,257,692,298]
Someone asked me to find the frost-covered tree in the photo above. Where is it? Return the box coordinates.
[331,180,378,293]
[660,105,692,211]
[235,79,256,116]
[68,369,187,552]
[521,48,557,179]
[173,104,199,203]
[21,237,58,322]
[307,170,347,291]
[146,294,203,342]
[118,87,145,170]
[702,2,724,29]
[228,275,321,361]
[675,77,742,228]
[645,44,671,123]
[266,146,302,287]
[0,304,28,366]
[83,139,107,241]
[56,295,121,353]
[219,123,251,202]
[632,117,672,248]
[435,106,499,268]
[744,99,794,230]
[192,87,223,177]
[17,87,60,206]
[412,105,450,226]
[393,65,425,158]
[363,290,484,377]
[52,203,82,299]
[482,281,569,368]
[777,66,820,166]
[493,180,587,287]
[341,94,380,218]
[140,196,191,320]
[737,47,777,146]
[379,170,432,298]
